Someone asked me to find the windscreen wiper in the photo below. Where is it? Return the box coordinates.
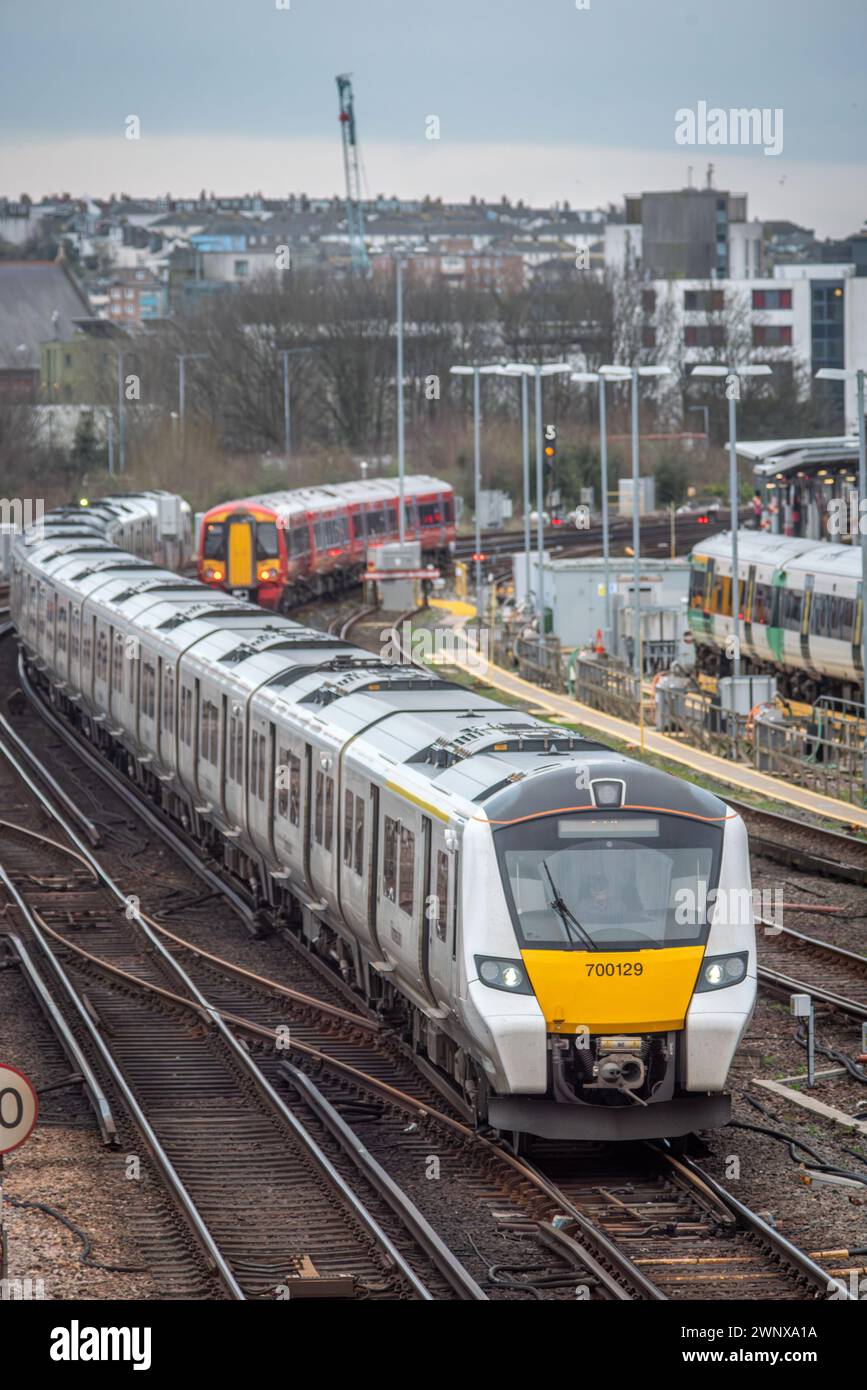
[541,861,597,951]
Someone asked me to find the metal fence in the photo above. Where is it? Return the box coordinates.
[570,656,642,724]
[753,707,866,806]
[495,632,564,690]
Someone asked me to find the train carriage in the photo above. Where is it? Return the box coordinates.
[12,496,756,1143]
[199,476,456,610]
[689,530,864,701]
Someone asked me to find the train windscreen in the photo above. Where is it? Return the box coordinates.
[494,812,723,950]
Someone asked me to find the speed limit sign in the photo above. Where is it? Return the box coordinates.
[0,1064,38,1155]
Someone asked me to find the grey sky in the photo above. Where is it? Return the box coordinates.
[1,0,865,234]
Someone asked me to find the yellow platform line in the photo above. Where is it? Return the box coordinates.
[448,652,867,830]
[429,597,477,618]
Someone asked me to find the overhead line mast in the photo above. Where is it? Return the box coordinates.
[336,73,370,275]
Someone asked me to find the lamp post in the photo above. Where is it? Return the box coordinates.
[116,350,126,474]
[598,365,671,677]
[449,364,501,614]
[504,362,572,629]
[177,352,209,454]
[691,364,772,678]
[483,365,532,611]
[817,366,867,705]
[277,346,313,474]
[571,369,631,649]
[396,258,406,544]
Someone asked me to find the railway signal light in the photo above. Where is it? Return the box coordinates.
[544,425,556,474]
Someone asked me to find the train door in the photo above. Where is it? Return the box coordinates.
[743,565,756,656]
[799,574,814,670]
[366,784,383,959]
[417,816,445,1009]
[227,516,254,592]
[193,677,202,798]
[426,820,454,1007]
[302,743,313,893]
[266,721,277,858]
[219,693,228,819]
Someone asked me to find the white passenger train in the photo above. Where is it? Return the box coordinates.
[10,501,757,1141]
[689,530,864,703]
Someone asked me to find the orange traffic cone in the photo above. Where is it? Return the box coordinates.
[595,628,605,655]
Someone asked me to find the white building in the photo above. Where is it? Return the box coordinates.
[644,264,867,434]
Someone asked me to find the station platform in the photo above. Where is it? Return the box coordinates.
[432,605,867,830]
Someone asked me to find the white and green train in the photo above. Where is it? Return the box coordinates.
[688,530,863,705]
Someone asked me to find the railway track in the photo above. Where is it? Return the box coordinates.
[757,922,867,1021]
[525,1143,844,1300]
[0,739,486,1301]
[732,799,867,887]
[4,634,854,1300]
[452,512,739,564]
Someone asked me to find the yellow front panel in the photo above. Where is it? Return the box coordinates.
[228,522,254,587]
[521,946,705,1034]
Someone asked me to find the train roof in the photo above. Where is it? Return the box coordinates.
[690,530,817,566]
[203,476,452,521]
[690,529,860,581]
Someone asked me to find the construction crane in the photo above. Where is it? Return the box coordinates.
[336,73,370,275]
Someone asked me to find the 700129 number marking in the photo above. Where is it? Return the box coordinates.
[585,962,644,977]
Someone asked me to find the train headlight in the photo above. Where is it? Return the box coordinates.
[696,951,749,992]
[475,956,533,995]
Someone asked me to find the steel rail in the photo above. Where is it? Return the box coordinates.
[0,734,444,1301]
[0,708,101,845]
[664,1150,855,1300]
[0,932,118,1145]
[0,859,244,1298]
[279,1061,487,1300]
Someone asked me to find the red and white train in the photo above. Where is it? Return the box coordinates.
[198,476,456,610]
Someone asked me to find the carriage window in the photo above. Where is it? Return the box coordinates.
[256,522,279,558]
[97,632,108,681]
[781,588,803,631]
[366,508,386,537]
[57,605,68,654]
[752,582,772,625]
[398,827,415,915]
[180,687,192,744]
[354,795,365,876]
[203,522,225,559]
[82,623,92,667]
[163,669,174,731]
[324,775,334,851]
[143,662,156,718]
[70,608,80,662]
[277,748,300,821]
[250,730,265,798]
[833,596,855,641]
[112,633,124,692]
[443,496,455,524]
[229,715,244,782]
[314,770,324,842]
[289,754,300,824]
[688,566,706,610]
[344,790,354,866]
[290,524,309,555]
[419,502,442,526]
[200,700,218,763]
[434,850,449,942]
[810,593,830,637]
[313,770,332,845]
[383,816,398,901]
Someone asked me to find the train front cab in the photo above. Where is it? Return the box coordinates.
[200,508,285,607]
[461,765,756,1141]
